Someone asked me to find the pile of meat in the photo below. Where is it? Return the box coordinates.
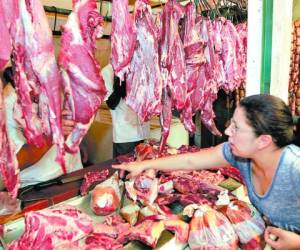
[111,0,247,153]
[5,141,265,249]
[74,142,263,249]
[0,0,107,197]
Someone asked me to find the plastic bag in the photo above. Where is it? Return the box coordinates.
[220,200,265,249]
[91,172,121,215]
[188,204,238,250]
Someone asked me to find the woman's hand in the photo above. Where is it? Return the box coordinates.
[112,161,146,179]
[265,226,300,250]
[62,110,75,137]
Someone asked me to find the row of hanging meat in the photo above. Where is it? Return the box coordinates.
[111,0,248,152]
[0,0,247,197]
[0,0,107,197]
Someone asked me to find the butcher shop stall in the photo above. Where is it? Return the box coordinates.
[0,0,298,249]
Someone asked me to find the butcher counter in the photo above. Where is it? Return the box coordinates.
[0,160,116,225]
[0,160,188,250]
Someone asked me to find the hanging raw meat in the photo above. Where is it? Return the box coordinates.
[6,0,66,172]
[0,79,19,198]
[159,0,187,111]
[59,0,107,154]
[0,1,19,198]
[0,4,11,69]
[158,0,187,152]
[221,18,243,92]
[111,0,136,80]
[180,3,206,133]
[125,0,162,122]
[191,17,222,136]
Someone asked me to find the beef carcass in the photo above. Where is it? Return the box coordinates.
[0,79,19,198]
[180,3,206,133]
[159,0,187,111]
[158,0,187,153]
[7,205,93,250]
[125,0,162,122]
[191,17,222,136]
[220,18,244,92]
[111,0,136,80]
[7,0,66,171]
[59,0,107,154]
[80,169,109,196]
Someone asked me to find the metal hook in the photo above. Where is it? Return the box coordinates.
[52,5,58,32]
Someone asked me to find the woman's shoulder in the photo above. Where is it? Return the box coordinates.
[285,144,300,158]
[280,145,300,175]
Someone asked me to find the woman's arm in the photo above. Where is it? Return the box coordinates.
[113,143,230,177]
[265,226,300,250]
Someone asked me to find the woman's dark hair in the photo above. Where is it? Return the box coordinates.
[3,66,15,88]
[239,94,294,147]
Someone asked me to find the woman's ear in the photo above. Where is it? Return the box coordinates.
[257,134,273,149]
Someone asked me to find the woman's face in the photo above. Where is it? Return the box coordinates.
[225,106,259,158]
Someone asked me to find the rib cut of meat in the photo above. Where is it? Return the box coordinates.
[7,205,93,250]
[125,0,162,122]
[0,79,19,198]
[59,0,107,154]
[111,0,136,80]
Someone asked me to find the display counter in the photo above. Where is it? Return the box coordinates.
[0,160,116,225]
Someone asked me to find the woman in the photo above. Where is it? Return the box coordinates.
[113,94,300,250]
